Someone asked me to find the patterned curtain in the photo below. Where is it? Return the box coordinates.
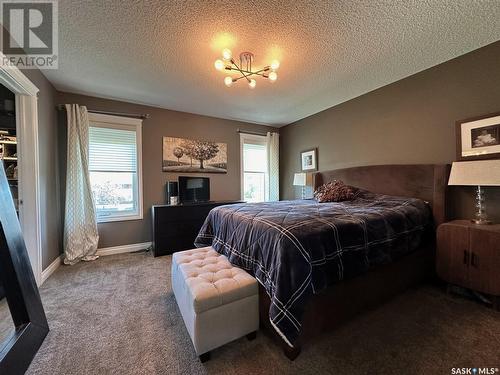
[266,132,280,201]
[63,104,99,265]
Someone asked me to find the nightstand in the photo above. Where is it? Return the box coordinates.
[436,220,500,310]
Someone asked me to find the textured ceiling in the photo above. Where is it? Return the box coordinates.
[44,1,500,126]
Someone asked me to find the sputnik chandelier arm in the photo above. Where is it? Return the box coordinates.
[228,57,252,83]
[214,48,279,88]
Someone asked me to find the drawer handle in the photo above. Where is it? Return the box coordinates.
[471,252,478,268]
[463,250,469,265]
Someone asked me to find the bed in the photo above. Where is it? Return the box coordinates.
[195,164,449,359]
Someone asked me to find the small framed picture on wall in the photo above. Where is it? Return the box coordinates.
[300,148,318,171]
[456,112,500,160]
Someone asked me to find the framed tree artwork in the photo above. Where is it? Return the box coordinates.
[162,137,227,173]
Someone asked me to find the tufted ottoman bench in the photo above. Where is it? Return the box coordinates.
[171,247,259,362]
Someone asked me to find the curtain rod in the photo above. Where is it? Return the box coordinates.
[237,128,268,137]
[56,104,150,120]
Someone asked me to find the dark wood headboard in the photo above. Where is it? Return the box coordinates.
[313,164,450,226]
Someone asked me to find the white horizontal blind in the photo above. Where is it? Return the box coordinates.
[243,143,267,172]
[89,126,137,172]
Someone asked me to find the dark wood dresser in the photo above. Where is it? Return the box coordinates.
[437,220,500,310]
[151,200,244,257]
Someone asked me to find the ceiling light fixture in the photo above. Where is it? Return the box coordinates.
[214,49,279,88]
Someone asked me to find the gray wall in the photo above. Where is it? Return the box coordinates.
[21,39,500,265]
[22,69,62,269]
[280,41,500,223]
[56,92,277,248]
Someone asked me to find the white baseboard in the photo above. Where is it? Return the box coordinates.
[41,255,63,285]
[40,242,151,285]
[39,242,151,284]
[96,242,152,257]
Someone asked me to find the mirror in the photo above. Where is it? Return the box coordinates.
[0,282,15,350]
[0,84,17,350]
[0,162,49,373]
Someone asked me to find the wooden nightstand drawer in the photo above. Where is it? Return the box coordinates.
[436,223,469,287]
[469,228,500,295]
[436,220,500,309]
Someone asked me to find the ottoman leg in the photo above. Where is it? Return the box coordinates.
[199,352,211,363]
[246,331,257,341]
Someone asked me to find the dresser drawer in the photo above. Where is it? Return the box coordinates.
[159,220,205,236]
[155,235,199,255]
[151,201,244,257]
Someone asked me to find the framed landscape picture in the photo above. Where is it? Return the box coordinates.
[301,148,318,172]
[162,136,227,173]
[456,112,500,160]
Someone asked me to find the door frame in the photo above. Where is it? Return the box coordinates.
[0,52,42,285]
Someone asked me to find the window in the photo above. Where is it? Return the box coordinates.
[88,113,142,222]
[240,133,269,203]
[240,132,279,203]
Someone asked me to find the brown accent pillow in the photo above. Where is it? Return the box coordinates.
[314,180,355,203]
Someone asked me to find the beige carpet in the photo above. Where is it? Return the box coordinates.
[25,252,499,375]
[0,298,14,352]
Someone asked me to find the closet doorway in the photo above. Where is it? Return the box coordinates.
[0,86,18,213]
[0,56,42,286]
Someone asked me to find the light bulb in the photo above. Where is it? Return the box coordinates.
[270,60,280,70]
[222,48,232,60]
[214,59,224,71]
[248,79,256,89]
[268,71,277,82]
[224,76,233,87]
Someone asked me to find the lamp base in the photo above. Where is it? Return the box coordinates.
[472,186,492,225]
[471,219,492,225]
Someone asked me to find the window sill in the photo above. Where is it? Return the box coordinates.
[97,213,143,224]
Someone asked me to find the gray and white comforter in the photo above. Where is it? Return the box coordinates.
[194,190,431,347]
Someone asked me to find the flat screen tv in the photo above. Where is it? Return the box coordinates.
[178,176,210,203]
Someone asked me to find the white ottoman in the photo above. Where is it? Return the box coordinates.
[171,247,259,362]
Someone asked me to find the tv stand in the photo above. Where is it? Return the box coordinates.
[151,200,244,257]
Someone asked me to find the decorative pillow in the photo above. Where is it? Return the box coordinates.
[314,180,355,203]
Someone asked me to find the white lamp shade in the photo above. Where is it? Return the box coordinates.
[448,160,500,186]
[293,173,306,186]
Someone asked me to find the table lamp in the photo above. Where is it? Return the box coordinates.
[448,160,500,225]
[293,172,312,199]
